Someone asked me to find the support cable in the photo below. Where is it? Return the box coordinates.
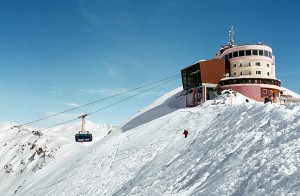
[0,76,180,143]
[0,74,180,134]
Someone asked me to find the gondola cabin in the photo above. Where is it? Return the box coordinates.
[75,133,93,142]
[75,113,93,142]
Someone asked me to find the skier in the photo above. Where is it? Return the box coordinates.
[183,129,189,138]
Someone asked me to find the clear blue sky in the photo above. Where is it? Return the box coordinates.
[1,0,300,127]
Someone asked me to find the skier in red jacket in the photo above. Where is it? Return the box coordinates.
[183,129,188,138]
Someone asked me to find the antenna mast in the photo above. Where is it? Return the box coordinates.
[228,23,235,46]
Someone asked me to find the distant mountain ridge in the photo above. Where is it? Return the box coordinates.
[0,121,116,195]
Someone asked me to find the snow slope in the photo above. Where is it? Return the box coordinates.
[3,87,300,195]
[281,87,300,98]
[0,121,115,195]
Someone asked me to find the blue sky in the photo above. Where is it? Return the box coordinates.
[1,0,300,127]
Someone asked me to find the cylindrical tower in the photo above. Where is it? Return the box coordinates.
[216,43,281,102]
[217,44,275,79]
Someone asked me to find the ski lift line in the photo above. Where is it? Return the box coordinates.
[23,74,179,126]
[38,118,79,133]
[89,76,180,115]
[0,74,180,134]
[0,75,180,143]
[43,76,180,132]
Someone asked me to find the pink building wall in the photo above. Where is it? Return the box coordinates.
[219,85,273,102]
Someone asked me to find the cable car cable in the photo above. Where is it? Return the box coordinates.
[0,76,180,143]
[0,74,180,133]
[43,75,180,132]
[88,76,180,115]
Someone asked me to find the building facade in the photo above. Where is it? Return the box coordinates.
[181,26,282,105]
[215,42,281,102]
[181,59,230,106]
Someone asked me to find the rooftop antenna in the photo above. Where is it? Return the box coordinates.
[228,23,235,46]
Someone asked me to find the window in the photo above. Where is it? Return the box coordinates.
[225,54,228,60]
[262,89,267,94]
[252,50,258,55]
[264,50,269,57]
[233,51,238,57]
[249,71,251,75]
[256,62,261,66]
[256,71,261,74]
[240,63,242,67]
[233,64,236,67]
[259,50,264,56]
[229,53,233,59]
[267,64,269,67]
[240,72,243,75]
[268,52,272,58]
[239,50,245,56]
[234,72,236,75]
[267,72,270,76]
[249,62,251,66]
[246,50,251,56]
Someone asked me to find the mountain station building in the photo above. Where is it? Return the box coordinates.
[181,26,282,106]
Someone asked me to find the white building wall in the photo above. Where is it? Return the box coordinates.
[218,44,276,79]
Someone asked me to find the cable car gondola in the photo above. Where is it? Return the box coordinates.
[75,114,93,142]
[75,133,93,142]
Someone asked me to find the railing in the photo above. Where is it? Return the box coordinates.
[279,96,300,105]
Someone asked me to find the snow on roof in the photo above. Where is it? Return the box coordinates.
[281,86,300,98]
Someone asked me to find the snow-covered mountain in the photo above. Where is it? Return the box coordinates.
[2,87,300,195]
[0,121,116,195]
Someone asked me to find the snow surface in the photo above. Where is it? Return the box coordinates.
[0,121,115,195]
[281,87,300,98]
[2,87,300,195]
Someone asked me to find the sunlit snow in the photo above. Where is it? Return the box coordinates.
[1,87,300,195]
